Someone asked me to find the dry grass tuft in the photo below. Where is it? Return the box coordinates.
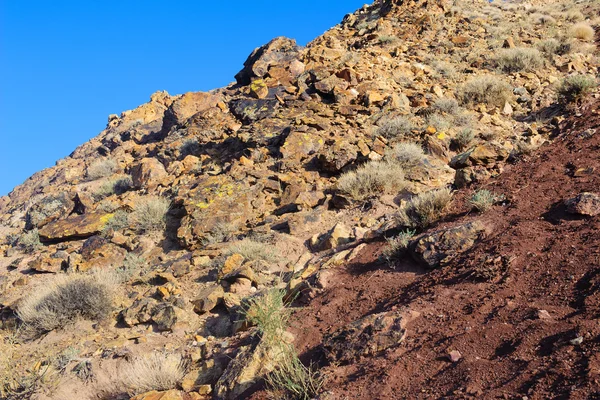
[470,189,504,212]
[496,47,544,72]
[375,116,414,140]
[381,230,415,266]
[556,74,597,104]
[121,352,187,395]
[337,160,406,200]
[397,187,453,228]
[87,159,117,181]
[17,272,117,334]
[225,238,278,264]
[570,22,595,42]
[386,142,426,170]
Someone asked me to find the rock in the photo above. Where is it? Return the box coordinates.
[280,131,324,166]
[130,390,204,400]
[25,193,74,229]
[235,37,301,85]
[249,79,269,99]
[565,192,600,216]
[130,158,167,189]
[450,143,509,169]
[503,37,515,48]
[164,91,221,128]
[323,310,418,364]
[121,298,159,327]
[537,310,552,320]
[192,285,225,314]
[220,254,245,276]
[38,212,114,242]
[410,221,488,268]
[152,303,190,331]
[454,166,493,188]
[312,222,353,251]
[317,142,358,173]
[229,98,279,125]
[28,254,66,273]
[448,350,462,362]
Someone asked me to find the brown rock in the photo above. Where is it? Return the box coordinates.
[130,158,167,189]
[249,79,269,99]
[565,192,600,216]
[38,212,114,242]
[192,285,225,314]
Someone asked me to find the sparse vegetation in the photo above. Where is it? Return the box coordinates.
[337,160,406,200]
[102,209,130,234]
[381,230,416,265]
[496,47,544,72]
[458,75,512,108]
[375,116,414,140]
[17,272,116,333]
[224,238,278,264]
[425,113,452,131]
[121,352,187,395]
[116,253,145,282]
[202,221,238,245]
[452,128,475,151]
[94,175,132,199]
[538,38,572,56]
[244,289,323,400]
[432,98,460,115]
[179,138,201,158]
[570,22,595,42]
[130,196,170,233]
[556,74,597,104]
[86,159,117,181]
[397,187,453,228]
[386,142,426,170]
[17,229,42,253]
[470,189,503,212]
[378,35,397,44]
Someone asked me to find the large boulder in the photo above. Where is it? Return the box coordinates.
[235,37,302,85]
[410,221,488,268]
[38,212,113,242]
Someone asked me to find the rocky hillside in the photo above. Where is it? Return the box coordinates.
[0,0,599,399]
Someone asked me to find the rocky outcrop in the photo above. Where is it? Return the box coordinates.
[38,212,113,242]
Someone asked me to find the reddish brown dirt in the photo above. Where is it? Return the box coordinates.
[251,99,600,400]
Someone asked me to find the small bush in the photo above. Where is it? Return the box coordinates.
[425,113,452,131]
[87,159,117,181]
[224,239,278,264]
[245,289,289,343]
[381,230,415,265]
[556,74,597,104]
[116,253,145,282]
[337,160,405,200]
[17,272,116,333]
[458,75,512,108]
[570,23,595,42]
[266,346,323,400]
[431,60,458,80]
[538,38,572,56]
[397,187,453,228]
[452,128,475,151]
[470,189,503,212]
[179,139,201,158]
[496,47,544,72]
[102,209,130,234]
[130,196,170,233]
[386,142,426,170]
[17,229,42,253]
[378,35,397,44]
[375,116,414,140]
[95,175,132,199]
[121,352,187,395]
[202,221,238,245]
[432,98,460,115]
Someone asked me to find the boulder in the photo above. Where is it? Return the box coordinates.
[164,91,221,128]
[323,310,418,364]
[130,158,168,189]
[25,193,74,229]
[410,221,488,268]
[192,285,225,314]
[130,390,204,400]
[565,192,600,216]
[235,37,301,85]
[229,98,279,125]
[450,143,509,169]
[311,222,353,251]
[38,212,114,242]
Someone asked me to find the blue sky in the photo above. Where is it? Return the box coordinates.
[0,0,367,196]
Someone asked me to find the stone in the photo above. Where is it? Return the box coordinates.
[565,192,600,216]
[152,304,188,331]
[450,143,509,169]
[220,254,245,276]
[448,350,462,362]
[410,221,488,268]
[229,98,279,125]
[192,285,225,314]
[164,91,221,127]
[28,255,65,273]
[38,212,114,242]
[317,142,358,173]
[25,193,74,229]
[235,37,301,85]
[313,222,353,251]
[121,297,159,327]
[130,390,203,400]
[323,309,418,364]
[130,158,167,189]
[249,79,269,99]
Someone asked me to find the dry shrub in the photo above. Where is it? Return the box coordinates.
[94,175,132,199]
[496,47,544,72]
[17,229,42,253]
[538,38,572,56]
[556,74,597,104]
[470,189,504,212]
[87,159,117,181]
[121,352,187,395]
[458,75,511,108]
[397,187,453,228]
[337,160,405,200]
[130,196,170,233]
[17,272,117,333]
[385,142,425,170]
[432,98,460,115]
[381,230,415,265]
[375,116,414,140]
[452,128,475,151]
[570,22,595,41]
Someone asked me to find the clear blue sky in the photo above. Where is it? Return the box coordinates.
[0,0,367,196]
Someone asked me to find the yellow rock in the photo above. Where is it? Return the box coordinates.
[249,79,269,99]
[426,126,437,134]
[221,253,244,276]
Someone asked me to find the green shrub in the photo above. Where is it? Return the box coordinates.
[397,187,453,228]
[130,196,170,233]
[337,160,405,200]
[381,230,415,265]
[470,189,503,212]
[375,116,414,140]
[458,75,512,108]
[557,74,597,104]
[17,230,42,253]
[245,289,289,343]
[17,272,116,333]
[87,159,117,181]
